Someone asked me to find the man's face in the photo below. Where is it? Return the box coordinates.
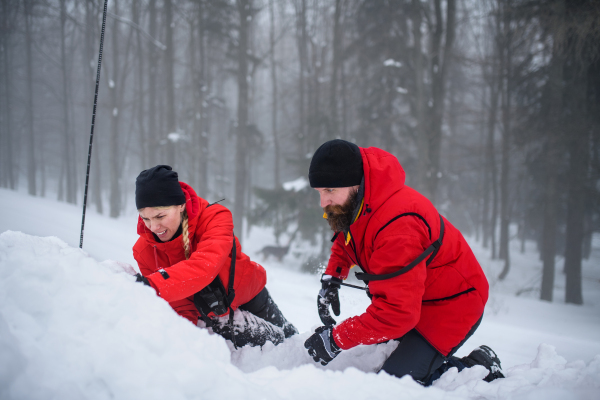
[315,185,360,232]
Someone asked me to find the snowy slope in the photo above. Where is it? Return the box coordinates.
[1,188,599,399]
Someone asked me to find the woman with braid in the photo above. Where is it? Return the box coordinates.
[132,165,297,347]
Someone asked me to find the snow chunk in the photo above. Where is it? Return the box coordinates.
[168,132,181,142]
[384,59,402,68]
[283,177,308,192]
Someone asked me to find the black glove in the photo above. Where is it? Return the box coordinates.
[135,273,150,287]
[304,326,341,365]
[318,274,342,326]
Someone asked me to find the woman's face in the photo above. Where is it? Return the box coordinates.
[139,204,185,242]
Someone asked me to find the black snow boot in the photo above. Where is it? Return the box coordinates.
[239,287,298,339]
[209,309,286,348]
[461,345,505,382]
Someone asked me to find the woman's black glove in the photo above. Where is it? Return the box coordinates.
[304,326,341,365]
[135,273,150,286]
[318,274,342,326]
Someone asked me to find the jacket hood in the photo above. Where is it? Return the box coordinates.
[136,182,202,243]
[360,147,406,215]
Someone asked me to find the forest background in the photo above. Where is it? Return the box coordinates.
[0,0,598,305]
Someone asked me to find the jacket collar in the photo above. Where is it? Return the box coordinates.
[342,147,406,245]
[343,178,365,244]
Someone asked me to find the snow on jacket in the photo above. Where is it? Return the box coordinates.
[133,182,267,324]
[325,147,489,356]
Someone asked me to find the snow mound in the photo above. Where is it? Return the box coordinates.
[1,231,599,400]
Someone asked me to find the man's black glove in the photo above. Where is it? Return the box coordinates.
[135,273,150,286]
[318,274,342,326]
[304,326,341,365]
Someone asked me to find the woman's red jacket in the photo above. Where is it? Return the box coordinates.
[325,147,489,356]
[133,182,267,324]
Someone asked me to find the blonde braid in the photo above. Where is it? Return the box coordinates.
[182,209,191,260]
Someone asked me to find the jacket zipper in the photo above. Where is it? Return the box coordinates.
[153,245,160,271]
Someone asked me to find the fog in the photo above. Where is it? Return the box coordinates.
[0,0,598,304]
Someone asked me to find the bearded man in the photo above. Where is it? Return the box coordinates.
[303,139,504,385]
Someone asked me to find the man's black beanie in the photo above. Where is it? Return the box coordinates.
[309,139,363,188]
[135,165,186,210]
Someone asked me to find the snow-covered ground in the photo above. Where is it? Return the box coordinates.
[1,187,599,399]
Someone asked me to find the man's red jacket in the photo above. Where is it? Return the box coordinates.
[133,182,267,323]
[325,147,489,356]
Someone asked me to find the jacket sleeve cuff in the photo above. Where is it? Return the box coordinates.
[145,274,161,296]
[331,324,357,351]
[324,264,350,280]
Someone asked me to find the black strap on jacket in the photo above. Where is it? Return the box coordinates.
[226,234,236,306]
[193,232,238,348]
[355,214,445,282]
[226,234,237,348]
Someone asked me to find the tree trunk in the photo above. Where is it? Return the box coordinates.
[563,46,590,305]
[233,0,251,239]
[563,129,587,305]
[196,1,209,197]
[269,0,280,189]
[483,69,500,256]
[540,0,565,301]
[85,0,103,213]
[412,0,428,197]
[1,0,15,189]
[269,0,282,243]
[329,0,342,139]
[427,0,456,203]
[165,0,176,167]
[109,0,121,218]
[133,0,146,168]
[60,0,76,204]
[148,0,157,165]
[295,0,308,155]
[498,4,512,278]
[25,0,36,196]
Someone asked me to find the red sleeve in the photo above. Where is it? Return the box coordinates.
[324,236,352,279]
[146,207,235,303]
[168,298,200,323]
[332,217,429,350]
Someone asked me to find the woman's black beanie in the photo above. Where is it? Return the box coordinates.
[309,139,363,188]
[135,165,186,210]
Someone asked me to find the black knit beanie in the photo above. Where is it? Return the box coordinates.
[309,139,363,188]
[135,165,186,210]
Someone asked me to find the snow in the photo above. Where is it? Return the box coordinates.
[282,177,309,192]
[1,187,600,399]
[383,59,402,68]
[168,132,182,142]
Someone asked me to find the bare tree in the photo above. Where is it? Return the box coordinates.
[85,0,103,214]
[24,0,36,196]
[0,0,16,189]
[233,0,253,238]
[426,0,456,202]
[164,0,176,167]
[59,0,77,204]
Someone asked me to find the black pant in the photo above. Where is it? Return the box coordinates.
[379,315,482,385]
[209,287,298,347]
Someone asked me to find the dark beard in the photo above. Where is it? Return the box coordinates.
[323,188,359,233]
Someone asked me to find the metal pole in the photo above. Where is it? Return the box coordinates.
[340,282,368,291]
[80,0,109,249]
